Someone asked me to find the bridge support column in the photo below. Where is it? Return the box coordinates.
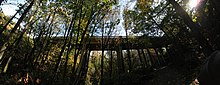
[141,49,148,67]
[137,49,144,67]
[116,45,125,73]
[147,48,155,67]
[153,48,161,66]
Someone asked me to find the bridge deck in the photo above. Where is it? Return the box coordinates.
[49,36,170,50]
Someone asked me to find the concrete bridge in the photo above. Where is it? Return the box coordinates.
[49,36,170,50]
[48,36,171,68]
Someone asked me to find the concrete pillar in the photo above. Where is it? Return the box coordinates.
[116,36,124,73]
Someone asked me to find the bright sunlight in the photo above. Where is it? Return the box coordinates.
[188,0,200,8]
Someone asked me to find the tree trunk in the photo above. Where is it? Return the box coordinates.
[2,56,12,73]
[0,0,3,5]
[72,4,83,73]
[26,13,51,65]
[125,30,132,71]
[63,12,76,79]
[100,21,104,85]
[0,2,27,35]
[52,15,73,83]
[0,44,6,63]
[0,0,34,64]
[82,50,91,85]
[168,0,213,56]
[10,0,34,35]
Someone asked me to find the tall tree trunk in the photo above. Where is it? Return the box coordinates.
[81,50,91,85]
[100,20,104,85]
[70,7,104,85]
[1,27,27,73]
[0,0,3,5]
[34,12,55,66]
[10,0,34,35]
[62,11,77,82]
[73,5,95,73]
[125,29,132,71]
[2,56,11,73]
[0,44,6,63]
[0,0,34,63]
[0,2,27,35]
[72,2,83,73]
[77,49,90,85]
[26,14,51,66]
[51,14,75,84]
[168,0,213,56]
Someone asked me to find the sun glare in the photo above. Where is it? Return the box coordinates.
[188,0,200,8]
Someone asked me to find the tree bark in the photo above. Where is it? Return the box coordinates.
[10,0,34,34]
[125,29,132,71]
[0,0,3,5]
[72,3,83,73]
[100,20,104,85]
[168,0,213,56]
[0,0,34,64]
[0,2,27,35]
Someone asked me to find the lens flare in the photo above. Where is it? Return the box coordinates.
[189,0,200,8]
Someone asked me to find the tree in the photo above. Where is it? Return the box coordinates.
[168,0,213,56]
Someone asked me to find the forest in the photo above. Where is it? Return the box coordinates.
[0,0,220,85]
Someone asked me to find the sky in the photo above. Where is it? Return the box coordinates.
[116,0,136,36]
[1,5,17,16]
[1,0,26,16]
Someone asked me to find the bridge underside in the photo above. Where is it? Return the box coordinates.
[48,36,173,72]
[51,36,170,50]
